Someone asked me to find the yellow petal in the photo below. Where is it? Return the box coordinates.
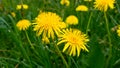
[62,43,70,52]
[57,40,67,45]
[37,28,43,36]
[76,45,81,56]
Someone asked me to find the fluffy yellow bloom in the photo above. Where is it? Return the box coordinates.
[94,0,115,12]
[11,12,16,17]
[33,12,66,40]
[117,25,120,36]
[76,5,88,11]
[57,28,89,56]
[60,0,70,6]
[16,4,28,10]
[16,19,31,31]
[65,15,78,25]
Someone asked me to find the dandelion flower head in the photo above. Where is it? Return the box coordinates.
[60,0,70,6]
[57,28,89,56]
[117,25,120,36]
[33,12,66,40]
[94,0,115,12]
[11,12,16,18]
[16,19,31,31]
[16,4,28,10]
[76,5,88,11]
[65,15,78,25]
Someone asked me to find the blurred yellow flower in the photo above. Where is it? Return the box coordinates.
[16,19,31,31]
[57,28,89,56]
[65,15,78,25]
[33,12,66,40]
[16,5,21,10]
[60,0,70,6]
[84,0,92,2]
[94,0,115,12]
[76,5,88,11]
[11,12,16,17]
[16,4,28,10]
[117,25,120,36]
[23,4,28,9]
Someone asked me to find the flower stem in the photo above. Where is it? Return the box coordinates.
[104,12,112,68]
[13,32,32,68]
[25,31,35,49]
[86,12,93,34]
[55,44,69,68]
[19,41,32,68]
[80,12,83,27]
[25,31,42,61]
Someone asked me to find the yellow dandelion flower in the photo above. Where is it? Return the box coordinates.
[94,0,115,12]
[16,19,31,31]
[76,5,88,11]
[16,5,21,10]
[23,4,28,9]
[60,0,70,6]
[65,15,78,25]
[57,28,89,56]
[117,25,120,36]
[33,12,66,40]
[11,12,16,18]
[16,4,28,10]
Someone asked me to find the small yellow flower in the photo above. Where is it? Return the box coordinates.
[23,4,28,9]
[16,4,28,10]
[16,19,31,31]
[60,0,70,6]
[11,12,16,17]
[57,28,89,56]
[76,5,88,11]
[16,5,21,10]
[94,0,115,12]
[84,0,92,2]
[33,12,66,40]
[117,25,120,36]
[65,15,78,25]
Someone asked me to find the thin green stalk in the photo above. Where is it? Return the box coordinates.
[104,12,112,68]
[54,44,69,68]
[25,31,35,49]
[12,31,32,68]
[70,57,78,68]
[18,41,32,68]
[86,12,93,34]
[21,0,23,4]
[80,12,83,28]
[25,31,42,61]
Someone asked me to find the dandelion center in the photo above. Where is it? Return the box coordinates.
[67,33,78,44]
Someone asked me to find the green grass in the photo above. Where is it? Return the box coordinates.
[0,0,120,68]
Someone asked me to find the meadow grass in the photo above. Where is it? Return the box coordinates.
[0,0,120,68]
